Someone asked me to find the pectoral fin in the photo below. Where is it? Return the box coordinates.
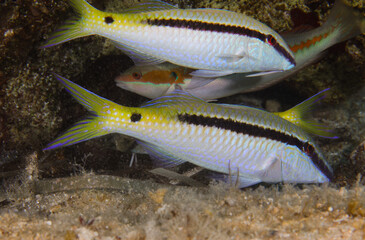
[217,54,246,63]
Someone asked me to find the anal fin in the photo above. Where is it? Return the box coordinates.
[184,76,215,90]
[149,168,205,187]
[112,41,165,66]
[246,70,282,77]
[190,69,235,78]
[236,176,261,188]
[209,171,261,188]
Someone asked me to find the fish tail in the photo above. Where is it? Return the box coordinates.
[325,0,365,42]
[44,74,121,150]
[41,0,100,48]
[274,89,338,139]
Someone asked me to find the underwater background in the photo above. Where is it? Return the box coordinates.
[0,0,364,239]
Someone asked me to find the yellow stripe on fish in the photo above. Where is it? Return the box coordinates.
[42,0,295,77]
[44,74,337,188]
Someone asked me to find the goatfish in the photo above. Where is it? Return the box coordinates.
[44,74,337,187]
[116,63,194,99]
[115,0,365,100]
[41,0,296,77]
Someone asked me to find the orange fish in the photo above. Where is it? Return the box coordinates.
[116,63,215,99]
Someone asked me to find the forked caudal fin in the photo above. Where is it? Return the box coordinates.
[325,0,365,41]
[43,74,121,150]
[40,0,100,48]
[274,88,338,139]
[41,0,178,49]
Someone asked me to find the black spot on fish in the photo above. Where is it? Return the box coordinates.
[131,113,142,122]
[105,16,114,24]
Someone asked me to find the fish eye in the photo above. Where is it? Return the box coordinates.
[132,72,142,80]
[266,35,277,46]
[170,71,178,80]
[302,142,314,155]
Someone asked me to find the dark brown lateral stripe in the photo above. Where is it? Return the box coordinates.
[144,18,296,66]
[177,113,333,180]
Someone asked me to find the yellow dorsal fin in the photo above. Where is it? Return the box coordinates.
[274,89,338,139]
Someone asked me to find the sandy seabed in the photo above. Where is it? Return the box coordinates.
[0,174,365,240]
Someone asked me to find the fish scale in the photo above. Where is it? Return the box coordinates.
[43,0,295,76]
[196,106,306,143]
[44,74,337,187]
[113,0,365,100]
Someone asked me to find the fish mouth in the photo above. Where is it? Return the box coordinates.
[115,78,128,90]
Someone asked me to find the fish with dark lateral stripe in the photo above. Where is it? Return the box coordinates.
[41,0,295,77]
[45,74,338,187]
[115,0,365,100]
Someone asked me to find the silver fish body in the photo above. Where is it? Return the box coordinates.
[115,0,365,99]
[45,75,335,187]
[135,103,331,186]
[43,0,295,76]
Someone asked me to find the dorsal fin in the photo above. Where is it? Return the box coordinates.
[189,8,233,15]
[280,24,315,35]
[120,0,177,14]
[140,87,206,109]
[274,88,338,139]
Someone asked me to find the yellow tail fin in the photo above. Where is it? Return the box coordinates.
[41,0,98,48]
[274,89,338,139]
[43,74,119,150]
